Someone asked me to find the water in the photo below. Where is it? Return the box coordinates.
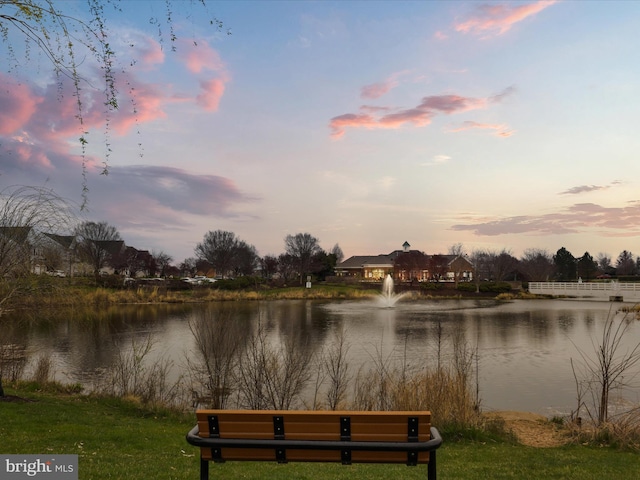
[2,299,639,416]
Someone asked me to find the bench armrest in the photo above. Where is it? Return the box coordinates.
[186,425,443,453]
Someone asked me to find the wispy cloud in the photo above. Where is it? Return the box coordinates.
[176,40,230,112]
[361,81,397,100]
[455,1,556,37]
[97,165,256,216]
[421,154,452,167]
[330,87,514,139]
[560,181,622,195]
[447,120,514,137]
[196,78,226,111]
[360,71,409,100]
[451,201,640,236]
[177,39,225,74]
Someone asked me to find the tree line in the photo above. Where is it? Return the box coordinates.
[3,186,640,285]
[0,185,346,285]
[466,246,637,283]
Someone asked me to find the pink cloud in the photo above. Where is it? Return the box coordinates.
[360,71,411,100]
[174,39,230,113]
[330,89,510,138]
[434,31,448,41]
[196,78,226,111]
[111,73,168,134]
[177,39,225,74]
[378,108,434,128]
[420,94,487,113]
[451,201,640,237]
[455,1,556,37]
[0,75,41,134]
[361,80,397,100]
[329,113,378,139]
[137,36,165,69]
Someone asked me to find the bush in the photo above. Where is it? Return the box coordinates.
[456,283,476,292]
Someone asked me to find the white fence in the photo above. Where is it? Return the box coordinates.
[529,282,640,301]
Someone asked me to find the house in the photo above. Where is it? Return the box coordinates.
[118,246,154,277]
[41,233,78,276]
[335,241,474,282]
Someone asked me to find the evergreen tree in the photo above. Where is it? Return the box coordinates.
[553,247,576,281]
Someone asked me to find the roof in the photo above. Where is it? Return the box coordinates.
[337,252,474,270]
[44,233,76,249]
[92,240,125,255]
[337,254,394,269]
[0,226,32,244]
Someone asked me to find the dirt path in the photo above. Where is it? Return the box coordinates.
[486,411,570,447]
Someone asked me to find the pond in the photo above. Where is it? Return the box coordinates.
[2,298,639,416]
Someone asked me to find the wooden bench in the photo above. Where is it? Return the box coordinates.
[186,409,442,480]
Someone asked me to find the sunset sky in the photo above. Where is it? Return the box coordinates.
[2,0,640,263]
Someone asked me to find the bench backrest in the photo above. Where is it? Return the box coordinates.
[194,409,432,464]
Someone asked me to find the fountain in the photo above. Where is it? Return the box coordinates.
[377,274,409,307]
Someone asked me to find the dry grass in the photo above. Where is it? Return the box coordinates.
[351,365,480,428]
[566,409,640,450]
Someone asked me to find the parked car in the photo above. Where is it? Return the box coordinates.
[46,270,66,277]
[182,276,216,285]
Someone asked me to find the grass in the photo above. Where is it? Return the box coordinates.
[2,385,640,479]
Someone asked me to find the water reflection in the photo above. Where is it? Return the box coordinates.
[1,299,638,415]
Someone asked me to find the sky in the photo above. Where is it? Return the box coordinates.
[2,0,640,264]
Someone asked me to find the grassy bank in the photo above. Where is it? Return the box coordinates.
[1,385,639,479]
[3,276,535,310]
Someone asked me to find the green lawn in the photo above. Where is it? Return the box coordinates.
[1,387,639,479]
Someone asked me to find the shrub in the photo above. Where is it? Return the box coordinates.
[480,282,512,293]
[456,283,476,292]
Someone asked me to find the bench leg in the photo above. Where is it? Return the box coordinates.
[200,458,209,480]
[428,450,437,480]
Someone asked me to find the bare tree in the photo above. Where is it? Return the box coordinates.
[179,257,197,277]
[75,221,122,278]
[520,248,554,281]
[489,249,519,281]
[470,249,490,292]
[572,309,640,425]
[277,253,298,284]
[448,243,465,256]
[238,321,314,410]
[324,327,351,410]
[262,330,314,410]
[187,306,246,409]
[428,254,449,282]
[233,241,259,277]
[260,255,279,280]
[284,233,322,284]
[152,250,173,277]
[195,230,258,278]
